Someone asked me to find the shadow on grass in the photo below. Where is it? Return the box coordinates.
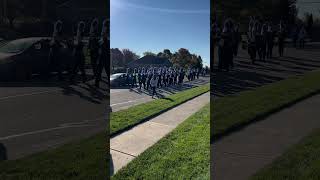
[160,97,174,102]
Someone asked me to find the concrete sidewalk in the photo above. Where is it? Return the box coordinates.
[110,92,210,175]
[212,94,320,180]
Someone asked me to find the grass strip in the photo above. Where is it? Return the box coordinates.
[111,84,210,135]
[112,104,210,179]
[213,70,320,139]
[250,128,320,180]
[0,133,108,180]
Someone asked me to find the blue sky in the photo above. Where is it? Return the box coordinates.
[110,0,210,66]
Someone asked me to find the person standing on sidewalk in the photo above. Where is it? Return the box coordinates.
[150,75,158,98]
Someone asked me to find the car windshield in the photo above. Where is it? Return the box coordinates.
[110,74,123,79]
[0,39,38,53]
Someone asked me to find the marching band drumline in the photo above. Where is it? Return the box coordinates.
[213,16,308,71]
[48,18,109,88]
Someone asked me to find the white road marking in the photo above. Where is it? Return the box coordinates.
[0,123,102,141]
[59,118,105,127]
[0,89,60,101]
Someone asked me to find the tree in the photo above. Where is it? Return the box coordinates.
[196,55,203,69]
[163,49,172,59]
[163,49,172,60]
[111,48,124,69]
[170,48,204,68]
[172,48,191,68]
[157,52,164,57]
[143,51,156,57]
[157,49,172,60]
[122,49,140,65]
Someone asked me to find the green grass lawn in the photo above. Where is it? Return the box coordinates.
[251,128,320,180]
[111,84,210,135]
[213,70,320,139]
[0,133,108,180]
[112,104,210,179]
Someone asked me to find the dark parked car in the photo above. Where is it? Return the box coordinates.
[0,37,74,81]
[110,73,127,87]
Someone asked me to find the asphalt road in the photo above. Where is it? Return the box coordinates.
[110,76,210,112]
[0,72,109,160]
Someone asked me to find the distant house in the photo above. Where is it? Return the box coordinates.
[128,55,172,68]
